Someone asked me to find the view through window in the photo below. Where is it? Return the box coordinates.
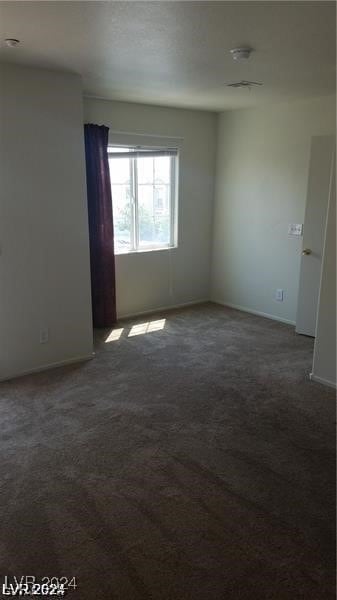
[108,146,178,253]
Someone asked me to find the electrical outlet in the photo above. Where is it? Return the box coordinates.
[40,327,49,344]
[275,289,284,302]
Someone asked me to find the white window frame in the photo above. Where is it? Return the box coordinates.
[108,145,179,254]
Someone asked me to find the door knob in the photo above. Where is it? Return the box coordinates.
[302,248,312,255]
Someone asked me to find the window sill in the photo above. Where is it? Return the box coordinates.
[115,245,178,256]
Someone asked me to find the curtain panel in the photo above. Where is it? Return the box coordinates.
[84,124,116,327]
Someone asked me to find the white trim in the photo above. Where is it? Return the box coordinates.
[170,155,177,248]
[109,131,183,149]
[104,128,184,141]
[108,149,178,158]
[0,353,95,384]
[115,244,177,256]
[117,298,209,321]
[212,299,296,326]
[309,373,337,389]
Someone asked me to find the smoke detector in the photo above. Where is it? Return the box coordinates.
[230,47,253,62]
[4,38,20,48]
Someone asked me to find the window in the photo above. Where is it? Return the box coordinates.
[108,146,178,254]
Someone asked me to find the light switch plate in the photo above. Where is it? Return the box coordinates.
[288,223,303,236]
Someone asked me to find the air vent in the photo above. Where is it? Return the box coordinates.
[226,80,263,88]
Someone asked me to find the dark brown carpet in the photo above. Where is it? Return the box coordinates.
[0,303,335,599]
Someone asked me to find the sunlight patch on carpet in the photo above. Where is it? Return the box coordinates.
[128,319,166,337]
[105,328,124,342]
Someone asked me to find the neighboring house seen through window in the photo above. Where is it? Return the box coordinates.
[108,146,178,254]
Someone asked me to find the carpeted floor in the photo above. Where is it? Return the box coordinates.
[0,303,335,599]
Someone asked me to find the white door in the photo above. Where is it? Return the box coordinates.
[296,135,335,336]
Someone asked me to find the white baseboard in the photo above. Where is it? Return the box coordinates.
[0,353,95,384]
[117,298,210,321]
[309,372,337,389]
[212,299,296,326]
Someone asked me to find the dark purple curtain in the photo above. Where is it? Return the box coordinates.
[84,124,116,327]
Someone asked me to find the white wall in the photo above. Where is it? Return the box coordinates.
[211,95,336,324]
[0,64,93,381]
[312,163,336,388]
[1,64,334,382]
[84,98,217,318]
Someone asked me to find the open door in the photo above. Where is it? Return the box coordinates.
[296,135,335,337]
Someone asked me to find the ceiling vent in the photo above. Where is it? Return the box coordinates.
[226,80,263,89]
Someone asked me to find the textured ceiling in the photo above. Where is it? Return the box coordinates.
[0,1,335,111]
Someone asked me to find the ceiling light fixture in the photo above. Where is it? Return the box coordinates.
[5,38,20,48]
[230,47,253,62]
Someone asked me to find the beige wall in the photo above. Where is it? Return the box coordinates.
[0,64,93,380]
[1,62,335,385]
[84,97,217,318]
[312,163,336,387]
[211,95,336,324]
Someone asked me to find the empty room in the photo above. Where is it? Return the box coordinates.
[0,1,336,599]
